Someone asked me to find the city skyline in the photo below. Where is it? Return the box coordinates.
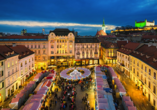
[0,0,157,35]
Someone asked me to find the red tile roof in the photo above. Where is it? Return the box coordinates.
[0,45,17,58]
[117,41,128,48]
[0,35,46,39]
[117,42,140,55]
[9,45,34,59]
[130,44,157,69]
[96,30,107,36]
[98,37,118,48]
[142,35,157,40]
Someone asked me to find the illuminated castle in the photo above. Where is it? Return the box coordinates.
[135,19,155,28]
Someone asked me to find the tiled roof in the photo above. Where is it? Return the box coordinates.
[0,35,46,39]
[99,35,116,38]
[142,35,157,40]
[75,37,99,43]
[96,30,107,36]
[117,42,140,55]
[98,37,118,48]
[117,41,128,48]
[0,45,18,59]
[130,44,157,69]
[50,28,74,36]
[9,45,34,59]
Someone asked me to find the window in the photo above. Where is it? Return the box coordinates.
[51,51,54,54]
[137,72,139,77]
[38,57,40,60]
[16,67,17,72]
[0,71,3,77]
[70,45,72,48]
[51,45,54,48]
[137,62,139,66]
[31,45,33,48]
[0,82,4,89]
[149,82,151,89]
[70,50,72,53]
[32,58,33,61]
[35,57,37,60]
[133,68,135,73]
[154,86,156,94]
[0,62,3,66]
[60,45,61,48]
[154,100,156,106]
[57,45,59,48]
[35,45,36,48]
[149,69,151,75]
[8,79,10,86]
[32,64,34,67]
[21,70,23,75]
[38,45,40,48]
[145,78,147,84]
[38,50,40,54]
[154,72,156,79]
[12,69,14,74]
[21,63,23,67]
[8,63,10,68]
[145,67,147,72]
[141,65,143,69]
[57,50,59,54]
[8,71,10,76]
[43,45,45,48]
[43,57,45,60]
[43,50,45,54]
[25,61,27,65]
[16,61,17,64]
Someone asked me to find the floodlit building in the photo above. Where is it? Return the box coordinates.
[0,45,35,100]
[129,44,157,109]
[135,19,155,28]
[117,42,141,77]
[98,36,127,64]
[75,37,99,66]
[48,29,75,67]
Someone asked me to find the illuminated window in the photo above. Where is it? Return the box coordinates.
[154,72,156,79]
[43,45,45,48]
[149,69,151,75]
[51,45,54,48]
[12,69,14,74]
[21,63,23,67]
[149,82,151,89]
[38,50,40,54]
[16,61,17,64]
[153,86,156,94]
[0,62,3,66]
[38,45,40,48]
[70,50,72,53]
[141,65,143,69]
[70,45,72,48]
[145,67,147,72]
[8,63,10,68]
[43,50,45,54]
[25,61,27,65]
[12,61,14,65]
[51,51,54,54]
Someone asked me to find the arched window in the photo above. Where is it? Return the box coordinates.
[21,63,23,67]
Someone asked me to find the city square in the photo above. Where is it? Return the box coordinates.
[0,0,157,110]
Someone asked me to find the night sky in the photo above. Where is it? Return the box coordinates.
[0,0,157,35]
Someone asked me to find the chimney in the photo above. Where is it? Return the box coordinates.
[12,43,16,47]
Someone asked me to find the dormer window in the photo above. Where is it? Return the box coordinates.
[11,51,14,55]
[153,58,157,62]
[141,53,144,56]
[133,51,136,53]
[136,52,139,54]
[146,55,150,58]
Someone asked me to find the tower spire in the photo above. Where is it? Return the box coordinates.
[102,18,105,26]
[102,18,106,33]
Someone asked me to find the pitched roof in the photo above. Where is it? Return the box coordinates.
[75,37,99,43]
[130,44,157,69]
[142,35,157,40]
[50,28,74,36]
[9,45,34,59]
[117,41,128,48]
[117,42,140,55]
[98,37,118,48]
[0,45,19,60]
[96,30,107,36]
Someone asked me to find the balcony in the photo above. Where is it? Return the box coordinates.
[76,52,80,55]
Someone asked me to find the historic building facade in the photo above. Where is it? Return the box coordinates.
[117,42,140,77]
[75,37,99,66]
[48,29,75,67]
[0,45,35,100]
[129,44,157,109]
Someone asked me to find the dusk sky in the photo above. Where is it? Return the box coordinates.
[0,0,157,35]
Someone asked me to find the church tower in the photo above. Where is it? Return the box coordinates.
[102,18,106,33]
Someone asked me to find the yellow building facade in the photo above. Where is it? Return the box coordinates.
[129,45,157,109]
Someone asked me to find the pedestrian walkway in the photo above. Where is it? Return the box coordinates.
[113,67,154,110]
